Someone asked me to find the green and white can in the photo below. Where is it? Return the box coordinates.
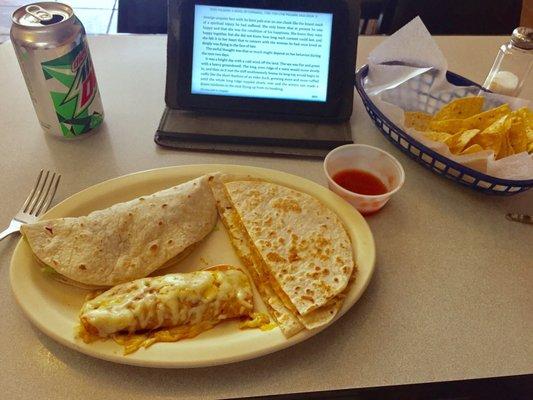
[10,2,104,138]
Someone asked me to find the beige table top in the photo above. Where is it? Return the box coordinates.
[0,35,532,400]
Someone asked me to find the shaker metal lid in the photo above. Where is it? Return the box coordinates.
[12,2,72,27]
[511,27,533,50]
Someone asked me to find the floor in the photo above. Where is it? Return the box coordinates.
[0,0,118,43]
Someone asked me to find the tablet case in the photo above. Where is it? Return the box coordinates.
[155,108,352,158]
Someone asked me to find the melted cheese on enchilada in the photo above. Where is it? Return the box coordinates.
[79,268,254,344]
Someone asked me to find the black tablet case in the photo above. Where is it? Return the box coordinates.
[156,108,352,157]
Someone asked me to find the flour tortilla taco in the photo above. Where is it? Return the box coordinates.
[21,176,217,288]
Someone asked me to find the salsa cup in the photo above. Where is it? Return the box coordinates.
[324,144,405,215]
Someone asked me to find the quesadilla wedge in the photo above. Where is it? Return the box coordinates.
[209,174,355,336]
[225,180,354,315]
[209,175,304,337]
[21,176,217,287]
[78,266,254,354]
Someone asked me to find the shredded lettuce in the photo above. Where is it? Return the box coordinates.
[22,236,61,279]
[41,264,59,277]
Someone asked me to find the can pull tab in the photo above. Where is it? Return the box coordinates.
[25,4,53,22]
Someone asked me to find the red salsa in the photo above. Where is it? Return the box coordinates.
[332,169,388,196]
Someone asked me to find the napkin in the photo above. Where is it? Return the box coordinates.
[365,16,448,95]
[364,17,533,181]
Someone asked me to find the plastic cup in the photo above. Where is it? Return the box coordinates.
[324,144,405,215]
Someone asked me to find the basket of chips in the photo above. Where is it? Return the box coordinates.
[355,64,533,195]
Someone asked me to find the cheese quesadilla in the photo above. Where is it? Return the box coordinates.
[209,175,355,336]
[21,176,217,287]
[78,266,254,354]
[225,180,354,315]
[209,176,304,337]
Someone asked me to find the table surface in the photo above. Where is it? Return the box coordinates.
[0,35,532,400]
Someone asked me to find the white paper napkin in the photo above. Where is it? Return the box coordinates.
[365,16,448,95]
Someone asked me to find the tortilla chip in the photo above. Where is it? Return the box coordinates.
[444,129,480,154]
[461,144,484,155]
[484,114,512,135]
[423,131,452,142]
[404,111,433,131]
[527,126,533,153]
[514,107,533,128]
[508,119,528,154]
[462,104,511,131]
[434,96,484,120]
[402,98,532,159]
[497,130,515,159]
[428,119,465,134]
[469,115,511,156]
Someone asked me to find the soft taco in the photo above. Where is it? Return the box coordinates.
[21,176,217,288]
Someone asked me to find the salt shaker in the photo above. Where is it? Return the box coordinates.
[482,27,532,97]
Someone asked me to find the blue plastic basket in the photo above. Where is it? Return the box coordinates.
[355,65,533,195]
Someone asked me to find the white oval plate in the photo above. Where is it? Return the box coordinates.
[10,164,375,368]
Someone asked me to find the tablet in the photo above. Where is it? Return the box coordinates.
[166,0,359,121]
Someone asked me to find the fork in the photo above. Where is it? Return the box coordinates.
[0,170,61,241]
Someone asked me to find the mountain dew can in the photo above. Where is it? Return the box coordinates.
[11,2,104,138]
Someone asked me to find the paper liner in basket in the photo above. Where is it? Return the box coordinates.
[364,17,533,181]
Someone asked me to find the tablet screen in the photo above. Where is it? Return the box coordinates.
[191,5,333,102]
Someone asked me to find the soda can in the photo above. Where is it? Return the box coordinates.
[10,2,104,138]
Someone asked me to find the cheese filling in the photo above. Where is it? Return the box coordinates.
[78,269,254,340]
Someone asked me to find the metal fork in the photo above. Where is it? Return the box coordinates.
[0,170,61,241]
